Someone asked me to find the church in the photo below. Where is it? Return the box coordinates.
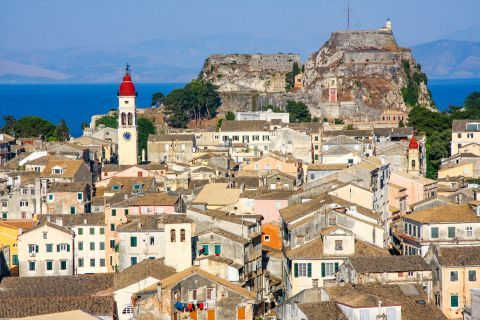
[117,65,138,165]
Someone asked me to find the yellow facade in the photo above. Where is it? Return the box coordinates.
[440,266,480,319]
[0,220,34,275]
[438,162,474,179]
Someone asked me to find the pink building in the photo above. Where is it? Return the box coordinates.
[390,171,437,207]
[111,192,181,215]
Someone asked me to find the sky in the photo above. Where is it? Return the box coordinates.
[1,0,479,51]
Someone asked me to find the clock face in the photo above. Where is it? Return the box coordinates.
[123,132,132,141]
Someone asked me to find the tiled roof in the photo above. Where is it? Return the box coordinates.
[324,135,360,145]
[220,120,269,132]
[325,284,446,320]
[0,219,36,230]
[0,274,114,318]
[241,189,295,200]
[437,246,480,266]
[37,213,106,227]
[114,258,176,290]
[111,192,179,207]
[374,127,413,137]
[279,196,326,224]
[452,119,478,132]
[406,203,480,224]
[307,163,348,171]
[40,159,86,178]
[322,145,360,156]
[286,236,389,259]
[192,183,241,206]
[323,129,373,137]
[348,255,430,273]
[20,221,74,236]
[297,302,348,320]
[48,182,88,193]
[148,134,195,142]
[117,214,192,232]
[106,176,156,193]
[197,228,250,245]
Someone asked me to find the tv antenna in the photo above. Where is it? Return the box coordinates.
[344,0,353,30]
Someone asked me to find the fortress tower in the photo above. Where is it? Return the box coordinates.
[117,65,138,165]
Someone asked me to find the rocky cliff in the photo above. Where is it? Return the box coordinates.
[302,29,435,116]
[200,54,300,93]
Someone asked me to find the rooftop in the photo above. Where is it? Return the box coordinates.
[220,120,269,132]
[117,214,192,232]
[437,246,480,266]
[192,183,241,206]
[297,302,347,320]
[114,258,176,290]
[405,203,479,224]
[348,255,430,273]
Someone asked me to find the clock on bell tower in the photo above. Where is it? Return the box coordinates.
[117,64,138,165]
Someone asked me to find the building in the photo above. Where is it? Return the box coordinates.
[270,127,312,163]
[17,222,74,277]
[191,183,242,211]
[464,288,480,320]
[235,110,289,123]
[0,133,14,165]
[451,120,480,155]
[398,203,480,256]
[134,266,258,320]
[39,159,92,184]
[306,163,348,182]
[0,172,39,219]
[117,65,138,165]
[147,134,196,164]
[0,220,35,276]
[425,246,480,319]
[117,214,192,272]
[218,120,272,153]
[45,182,91,215]
[390,171,437,207]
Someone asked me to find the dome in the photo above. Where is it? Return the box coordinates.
[118,72,136,97]
[409,135,418,149]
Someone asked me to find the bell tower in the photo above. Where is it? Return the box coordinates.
[407,135,419,174]
[117,64,138,165]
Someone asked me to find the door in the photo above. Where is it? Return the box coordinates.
[207,309,216,320]
[237,306,246,320]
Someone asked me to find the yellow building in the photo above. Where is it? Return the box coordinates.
[0,220,35,275]
[438,162,474,179]
[426,246,480,319]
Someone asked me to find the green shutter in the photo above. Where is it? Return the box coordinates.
[321,263,326,277]
[451,295,459,308]
[307,263,312,277]
[131,237,137,247]
[215,244,221,255]
[203,244,209,255]
[335,262,339,272]
[57,244,60,252]
[67,244,70,252]
[294,263,299,278]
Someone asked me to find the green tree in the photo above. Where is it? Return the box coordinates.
[55,119,70,142]
[261,104,282,113]
[163,88,190,128]
[1,115,16,135]
[426,130,451,179]
[285,62,301,91]
[464,91,480,111]
[137,117,156,158]
[95,115,118,129]
[285,100,311,123]
[9,116,56,139]
[151,92,165,107]
[225,111,236,121]
[334,118,344,125]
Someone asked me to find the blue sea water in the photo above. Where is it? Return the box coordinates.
[0,79,479,137]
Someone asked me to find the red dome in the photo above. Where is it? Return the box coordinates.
[118,73,136,96]
[409,135,418,149]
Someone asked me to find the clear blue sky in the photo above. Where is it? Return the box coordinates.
[1,0,479,51]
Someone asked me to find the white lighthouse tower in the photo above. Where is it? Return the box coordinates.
[117,65,138,165]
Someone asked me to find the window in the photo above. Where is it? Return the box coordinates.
[29,261,35,271]
[112,209,116,216]
[110,239,115,248]
[170,229,176,242]
[188,289,197,300]
[78,228,83,235]
[57,244,70,252]
[450,271,458,282]
[100,259,105,267]
[206,288,216,300]
[100,242,105,250]
[451,295,459,308]
[1,213,7,219]
[90,259,96,267]
[130,236,137,247]
[467,226,473,238]
[469,270,477,282]
[448,227,456,238]
[52,168,63,174]
[179,228,186,242]
[100,227,104,235]
[457,133,462,138]
[202,244,209,255]
[110,223,115,231]
[89,227,95,235]
[20,200,28,207]
[149,237,155,246]
[125,209,129,215]
[264,235,271,242]
[12,255,18,265]
[294,262,312,278]
[78,258,84,267]
[70,206,76,214]
[77,192,83,201]
[214,244,222,256]
[335,240,343,251]
[321,262,339,278]
[314,155,319,161]
[431,227,439,239]
[48,194,54,202]
[46,243,53,252]
[122,306,134,315]
[112,184,121,191]
[60,260,67,270]
[133,183,142,190]
[29,244,39,253]
[90,242,95,250]
[46,261,53,271]
[130,256,137,266]
[78,242,83,251]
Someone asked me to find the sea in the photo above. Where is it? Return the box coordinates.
[0,79,479,137]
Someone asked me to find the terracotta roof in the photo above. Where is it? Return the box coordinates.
[106,176,156,193]
[437,246,480,266]
[297,302,348,320]
[452,119,479,132]
[27,154,70,166]
[40,159,86,178]
[355,157,384,171]
[48,182,88,193]
[0,274,114,318]
[307,163,349,171]
[148,134,195,142]
[114,258,176,290]
[325,284,446,320]
[117,214,192,232]
[286,237,389,259]
[389,183,406,191]
[241,189,295,200]
[197,228,250,245]
[348,255,430,273]
[20,221,74,236]
[111,192,179,207]
[374,127,413,137]
[0,219,36,230]
[159,266,256,299]
[37,213,105,227]
[192,183,241,206]
[405,203,480,224]
[280,197,326,224]
[220,120,269,132]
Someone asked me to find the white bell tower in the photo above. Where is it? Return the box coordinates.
[117,64,138,165]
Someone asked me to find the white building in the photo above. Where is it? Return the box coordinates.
[235,110,290,123]
[117,65,138,165]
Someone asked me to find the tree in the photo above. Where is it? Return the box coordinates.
[398,119,405,128]
[225,111,236,121]
[261,104,282,113]
[285,100,311,123]
[95,115,118,129]
[137,117,156,158]
[9,116,57,139]
[285,62,301,91]
[163,88,190,128]
[426,130,451,179]
[151,92,165,107]
[344,124,354,130]
[464,91,480,111]
[55,119,70,142]
[334,118,344,125]
[1,115,15,134]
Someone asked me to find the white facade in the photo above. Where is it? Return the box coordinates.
[117,74,138,165]
[17,223,74,277]
[118,230,164,271]
[235,110,290,123]
[72,225,107,274]
[115,276,159,320]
